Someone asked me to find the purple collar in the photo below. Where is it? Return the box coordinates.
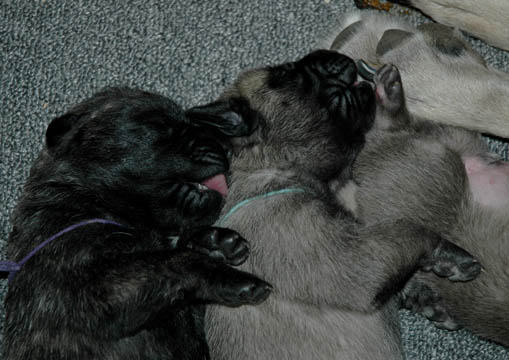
[0,218,124,283]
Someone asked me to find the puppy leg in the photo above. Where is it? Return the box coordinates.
[189,256,272,307]
[373,63,410,130]
[88,248,271,338]
[301,219,479,311]
[167,227,271,305]
[360,222,481,309]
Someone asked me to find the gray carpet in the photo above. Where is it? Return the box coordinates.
[1,1,508,358]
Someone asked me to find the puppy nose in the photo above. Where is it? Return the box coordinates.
[317,52,358,85]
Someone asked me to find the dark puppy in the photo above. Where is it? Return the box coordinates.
[192,51,481,359]
[2,87,271,360]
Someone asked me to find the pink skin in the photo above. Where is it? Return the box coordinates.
[201,174,228,197]
[463,156,509,209]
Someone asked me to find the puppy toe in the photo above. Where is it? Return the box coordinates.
[215,230,250,266]
[187,227,250,265]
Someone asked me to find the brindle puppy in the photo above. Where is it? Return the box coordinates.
[2,87,271,360]
[188,51,481,359]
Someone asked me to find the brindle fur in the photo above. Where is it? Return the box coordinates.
[2,87,272,360]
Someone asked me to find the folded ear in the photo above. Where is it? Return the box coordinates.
[330,20,362,50]
[376,29,414,57]
[45,113,79,149]
[185,97,259,137]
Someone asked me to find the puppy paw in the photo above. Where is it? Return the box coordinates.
[421,240,482,282]
[187,227,249,266]
[174,183,223,218]
[221,275,273,306]
[402,280,461,331]
[197,265,272,307]
[374,64,404,114]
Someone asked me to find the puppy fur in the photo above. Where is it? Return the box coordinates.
[2,87,271,360]
[389,0,509,51]
[324,10,509,138]
[328,13,509,346]
[199,50,481,359]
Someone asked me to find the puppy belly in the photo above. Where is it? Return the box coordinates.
[463,156,509,209]
[206,298,402,360]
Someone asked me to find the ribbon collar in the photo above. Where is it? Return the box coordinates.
[217,188,306,226]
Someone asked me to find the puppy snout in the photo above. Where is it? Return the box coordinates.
[300,50,358,85]
[321,56,357,86]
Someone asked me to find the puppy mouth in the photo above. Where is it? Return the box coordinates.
[197,173,228,197]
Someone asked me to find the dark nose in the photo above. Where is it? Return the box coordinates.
[300,50,358,85]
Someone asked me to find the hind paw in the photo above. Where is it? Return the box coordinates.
[375,64,405,114]
[421,240,482,282]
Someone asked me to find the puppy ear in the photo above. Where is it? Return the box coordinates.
[185,98,259,137]
[376,29,414,57]
[330,20,362,50]
[45,113,79,149]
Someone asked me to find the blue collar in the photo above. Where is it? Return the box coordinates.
[217,188,306,226]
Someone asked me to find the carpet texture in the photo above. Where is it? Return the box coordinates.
[1,1,508,358]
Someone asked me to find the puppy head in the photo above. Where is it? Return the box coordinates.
[190,50,376,180]
[44,87,256,228]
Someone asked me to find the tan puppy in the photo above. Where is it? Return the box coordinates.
[195,50,481,360]
[324,10,509,138]
[327,11,509,346]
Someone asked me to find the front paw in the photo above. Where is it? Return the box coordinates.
[421,240,482,282]
[187,227,250,266]
[174,183,223,219]
[375,64,405,114]
[197,265,273,307]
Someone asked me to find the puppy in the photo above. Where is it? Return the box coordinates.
[328,15,509,346]
[2,87,272,360]
[356,66,509,347]
[192,50,481,359]
[324,11,509,138]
